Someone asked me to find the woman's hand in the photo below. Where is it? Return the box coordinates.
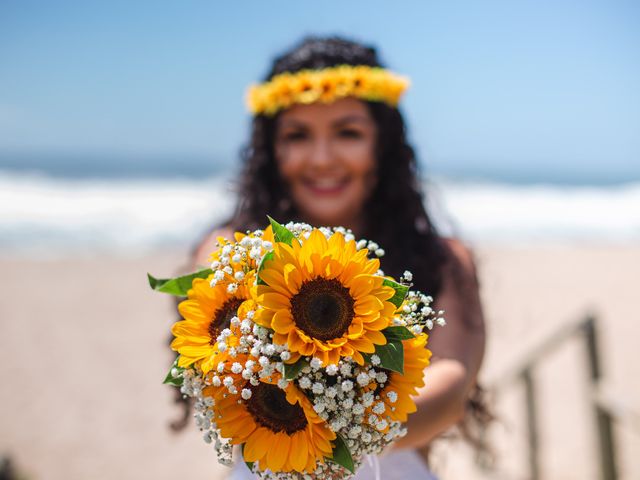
[394,238,486,449]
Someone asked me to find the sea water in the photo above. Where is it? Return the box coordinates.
[1,168,639,256]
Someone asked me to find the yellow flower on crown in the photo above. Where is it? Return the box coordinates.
[254,229,397,366]
[245,65,410,116]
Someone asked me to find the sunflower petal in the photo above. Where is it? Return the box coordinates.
[267,432,290,471]
[259,292,291,310]
[290,431,308,471]
[272,309,294,334]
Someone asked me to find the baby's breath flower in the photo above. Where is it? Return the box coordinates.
[325,386,337,398]
[280,351,291,361]
[310,357,323,370]
[340,363,353,377]
[341,380,354,392]
[357,372,370,386]
[375,371,388,384]
[373,402,386,415]
[299,376,312,389]
[325,364,338,375]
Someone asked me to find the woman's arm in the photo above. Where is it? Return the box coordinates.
[394,238,486,449]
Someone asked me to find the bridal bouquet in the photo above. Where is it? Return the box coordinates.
[149,218,444,479]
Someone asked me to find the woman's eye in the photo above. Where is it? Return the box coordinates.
[282,131,307,142]
[339,129,363,139]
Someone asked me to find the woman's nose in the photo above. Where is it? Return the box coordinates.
[308,138,334,169]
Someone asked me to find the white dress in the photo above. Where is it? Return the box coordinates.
[226,449,437,479]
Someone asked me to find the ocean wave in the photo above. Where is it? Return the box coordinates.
[428,177,640,244]
[1,170,639,254]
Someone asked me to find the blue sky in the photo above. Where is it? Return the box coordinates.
[1,0,638,182]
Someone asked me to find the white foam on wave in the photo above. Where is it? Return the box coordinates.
[0,171,236,255]
[427,177,640,245]
[1,170,639,255]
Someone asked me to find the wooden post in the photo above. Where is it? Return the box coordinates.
[522,368,539,480]
[584,314,617,480]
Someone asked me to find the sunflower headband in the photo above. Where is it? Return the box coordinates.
[245,65,410,116]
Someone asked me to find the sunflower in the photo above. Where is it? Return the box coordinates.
[332,65,354,97]
[171,275,253,374]
[365,332,431,424]
[255,229,397,366]
[210,374,336,473]
[350,65,372,97]
[270,74,297,111]
[295,71,321,105]
[318,74,338,103]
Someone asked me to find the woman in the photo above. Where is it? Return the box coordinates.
[191,36,486,479]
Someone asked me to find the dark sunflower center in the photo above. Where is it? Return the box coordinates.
[208,297,243,344]
[246,383,307,434]
[290,277,354,341]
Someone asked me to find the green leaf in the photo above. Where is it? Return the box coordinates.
[163,357,184,387]
[383,278,409,308]
[267,216,295,246]
[382,326,415,342]
[327,433,355,473]
[147,269,212,296]
[364,340,404,374]
[241,444,254,471]
[257,250,275,286]
[282,358,309,380]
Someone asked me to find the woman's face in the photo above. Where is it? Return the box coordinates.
[274,97,378,231]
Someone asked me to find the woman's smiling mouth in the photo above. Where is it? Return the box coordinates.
[302,177,350,195]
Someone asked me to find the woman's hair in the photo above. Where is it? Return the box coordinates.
[230,36,447,297]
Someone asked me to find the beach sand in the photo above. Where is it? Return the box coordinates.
[0,245,638,479]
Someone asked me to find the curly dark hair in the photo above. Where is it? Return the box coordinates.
[230,36,447,297]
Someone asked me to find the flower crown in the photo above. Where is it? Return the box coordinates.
[245,65,410,116]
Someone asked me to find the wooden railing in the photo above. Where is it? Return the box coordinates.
[485,313,638,480]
